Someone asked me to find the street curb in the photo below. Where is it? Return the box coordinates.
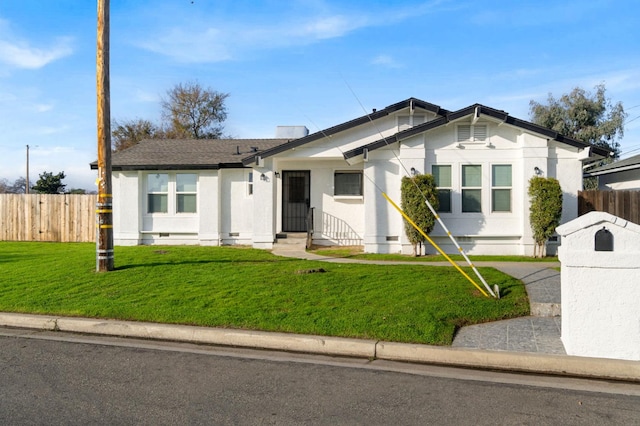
[1,312,638,383]
[0,313,376,358]
[376,342,640,382]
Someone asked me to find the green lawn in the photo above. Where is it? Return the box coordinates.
[311,246,559,263]
[0,242,530,345]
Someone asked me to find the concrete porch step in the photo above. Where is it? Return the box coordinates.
[275,233,308,245]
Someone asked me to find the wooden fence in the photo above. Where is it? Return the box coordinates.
[0,194,96,242]
[578,190,640,225]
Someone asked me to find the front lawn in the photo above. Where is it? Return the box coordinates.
[311,246,559,263]
[0,242,529,345]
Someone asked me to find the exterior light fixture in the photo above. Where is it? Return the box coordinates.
[260,173,267,181]
[274,171,280,178]
[410,167,417,176]
[534,166,542,176]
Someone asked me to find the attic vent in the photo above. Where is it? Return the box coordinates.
[251,146,259,152]
[457,124,487,142]
[398,115,426,131]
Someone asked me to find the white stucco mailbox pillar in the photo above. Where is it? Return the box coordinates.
[556,211,640,361]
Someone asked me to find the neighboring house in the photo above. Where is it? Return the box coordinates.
[93,97,609,256]
[585,153,640,190]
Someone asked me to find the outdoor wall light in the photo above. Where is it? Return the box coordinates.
[534,166,542,176]
[274,171,280,178]
[260,173,267,181]
[410,167,417,176]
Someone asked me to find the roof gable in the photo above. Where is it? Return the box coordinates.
[342,104,612,161]
[241,98,447,166]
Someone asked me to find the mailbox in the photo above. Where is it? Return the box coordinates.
[594,227,613,251]
[557,211,640,361]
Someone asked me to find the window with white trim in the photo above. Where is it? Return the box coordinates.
[147,173,168,213]
[432,165,452,213]
[146,173,198,214]
[461,165,482,213]
[457,124,487,142]
[491,165,512,212]
[176,174,197,213]
[334,171,363,196]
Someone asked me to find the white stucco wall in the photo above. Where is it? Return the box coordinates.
[220,169,254,245]
[112,171,141,246]
[557,212,640,361]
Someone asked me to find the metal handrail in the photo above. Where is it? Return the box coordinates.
[305,207,314,249]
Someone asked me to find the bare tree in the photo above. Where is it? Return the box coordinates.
[161,81,229,139]
[112,118,160,152]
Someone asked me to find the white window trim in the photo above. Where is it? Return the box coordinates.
[145,172,198,216]
[333,170,364,199]
[247,171,254,197]
[461,164,483,214]
[432,164,453,213]
[490,163,513,213]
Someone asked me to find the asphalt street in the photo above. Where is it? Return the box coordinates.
[1,328,639,425]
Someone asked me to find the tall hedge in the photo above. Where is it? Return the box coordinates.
[400,174,439,256]
[528,176,563,258]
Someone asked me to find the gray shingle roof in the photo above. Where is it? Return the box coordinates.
[586,153,640,176]
[90,138,289,170]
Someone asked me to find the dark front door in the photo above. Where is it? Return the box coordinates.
[282,171,310,232]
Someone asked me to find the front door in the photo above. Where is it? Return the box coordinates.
[282,171,310,232]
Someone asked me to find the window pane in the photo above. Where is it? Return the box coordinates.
[492,189,511,212]
[177,194,197,213]
[462,165,481,187]
[436,189,451,213]
[148,174,168,192]
[492,165,512,187]
[432,165,451,187]
[462,189,482,212]
[335,172,362,196]
[177,174,197,192]
[148,194,168,213]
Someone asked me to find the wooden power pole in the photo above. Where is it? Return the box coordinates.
[96,0,114,271]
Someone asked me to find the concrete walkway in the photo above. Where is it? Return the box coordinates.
[272,243,565,355]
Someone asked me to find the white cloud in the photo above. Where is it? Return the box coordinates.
[34,103,53,113]
[135,1,454,63]
[0,36,73,69]
[297,15,364,39]
[371,54,403,69]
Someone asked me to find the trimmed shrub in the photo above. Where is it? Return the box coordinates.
[528,176,563,258]
[400,174,439,256]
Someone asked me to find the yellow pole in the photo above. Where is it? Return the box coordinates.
[382,192,490,298]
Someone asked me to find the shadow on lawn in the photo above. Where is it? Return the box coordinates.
[114,257,300,271]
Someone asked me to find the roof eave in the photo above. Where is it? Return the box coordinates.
[246,97,447,165]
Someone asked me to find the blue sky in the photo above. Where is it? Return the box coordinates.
[1,0,640,190]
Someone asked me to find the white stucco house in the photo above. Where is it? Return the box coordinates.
[585,153,640,190]
[93,98,610,255]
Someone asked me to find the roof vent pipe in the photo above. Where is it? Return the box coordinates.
[236,145,240,155]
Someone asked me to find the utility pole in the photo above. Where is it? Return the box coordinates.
[96,0,114,271]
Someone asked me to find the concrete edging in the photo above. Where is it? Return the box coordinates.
[1,312,638,383]
[375,341,640,382]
